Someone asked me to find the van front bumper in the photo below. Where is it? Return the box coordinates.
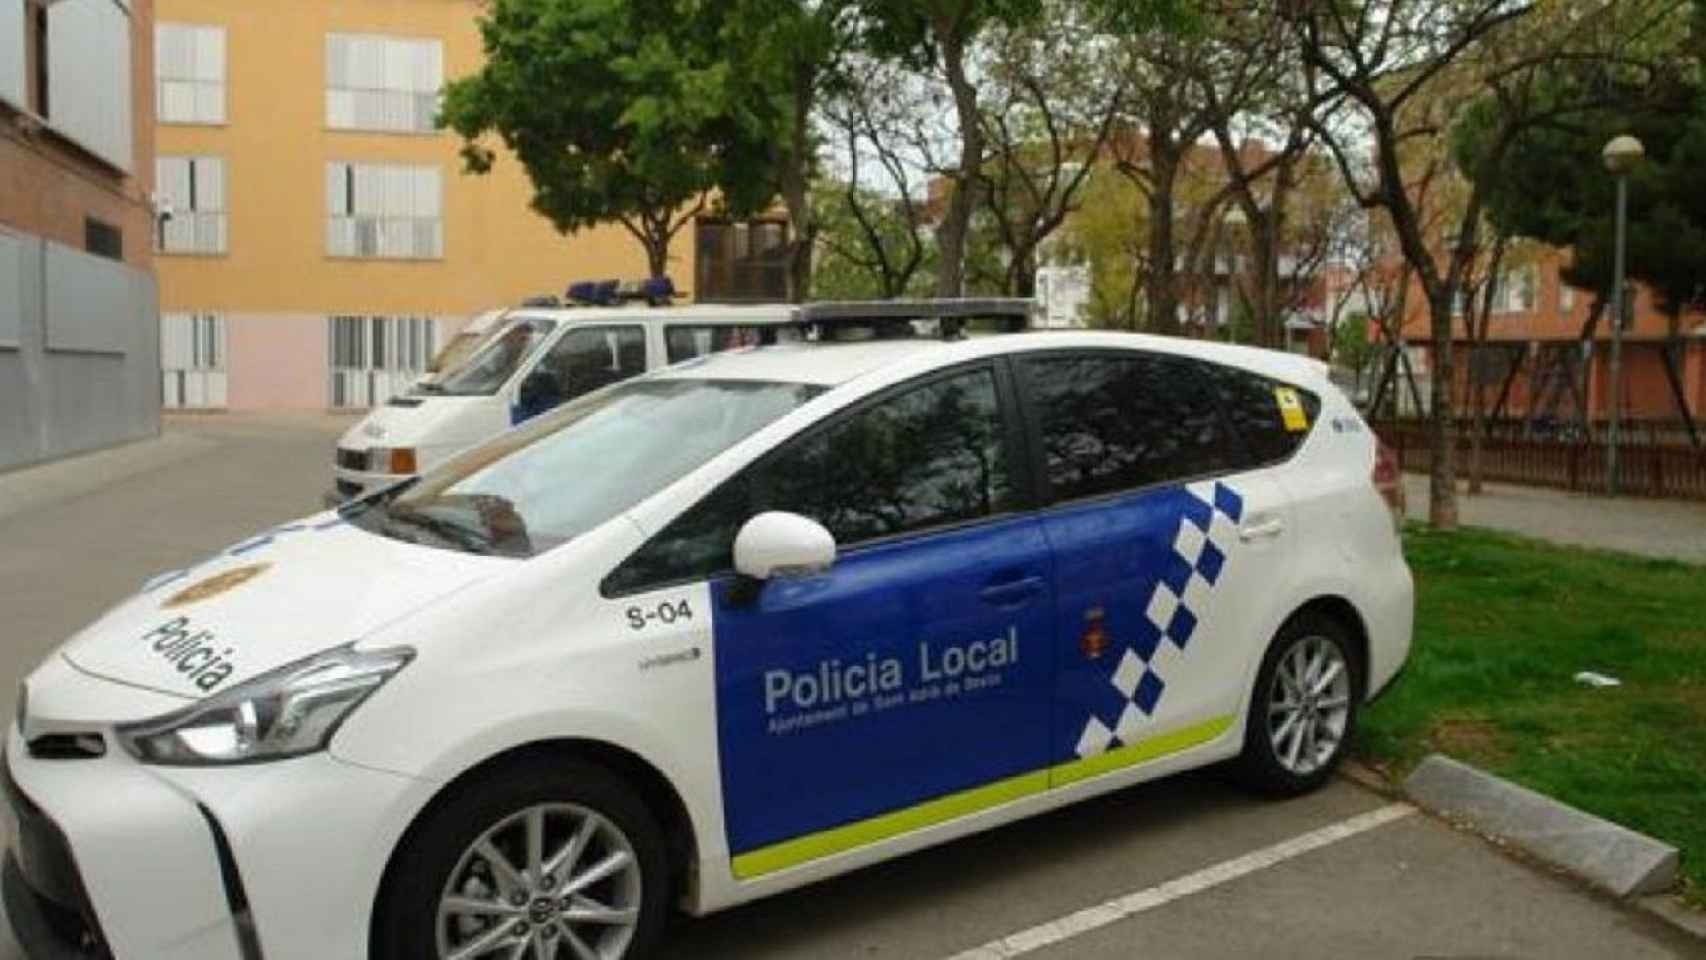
[327,465,413,506]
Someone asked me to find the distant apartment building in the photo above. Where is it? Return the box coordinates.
[1392,248,1706,422]
[152,0,784,412]
[1,0,160,470]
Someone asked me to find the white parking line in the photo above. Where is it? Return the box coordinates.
[942,802,1416,960]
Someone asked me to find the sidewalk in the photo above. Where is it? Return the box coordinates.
[1403,474,1706,564]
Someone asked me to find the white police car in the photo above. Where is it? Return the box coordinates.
[5,300,1412,960]
[331,283,792,503]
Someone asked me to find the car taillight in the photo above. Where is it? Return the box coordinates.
[1373,440,1405,533]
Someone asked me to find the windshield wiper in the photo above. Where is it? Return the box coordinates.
[383,507,494,555]
[415,382,446,394]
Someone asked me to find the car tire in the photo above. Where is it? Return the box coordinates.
[1232,613,1363,796]
[374,758,671,960]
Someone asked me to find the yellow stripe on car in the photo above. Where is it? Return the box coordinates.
[731,714,1234,879]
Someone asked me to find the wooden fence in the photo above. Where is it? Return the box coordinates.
[1370,421,1706,501]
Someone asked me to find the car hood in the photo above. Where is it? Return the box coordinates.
[338,394,501,452]
[60,515,516,700]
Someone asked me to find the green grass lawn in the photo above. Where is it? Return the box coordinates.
[1356,524,1706,904]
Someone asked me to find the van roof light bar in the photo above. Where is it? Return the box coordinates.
[564,277,678,307]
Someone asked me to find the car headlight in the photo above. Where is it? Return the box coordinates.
[117,644,413,765]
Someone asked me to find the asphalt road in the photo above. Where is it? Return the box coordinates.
[0,415,1699,959]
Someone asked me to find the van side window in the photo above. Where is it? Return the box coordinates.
[1021,353,1238,502]
[1195,361,1321,467]
[603,367,1013,595]
[664,325,767,363]
[525,326,646,414]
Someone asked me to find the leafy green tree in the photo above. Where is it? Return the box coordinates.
[720,0,860,300]
[439,0,778,280]
[1458,71,1706,325]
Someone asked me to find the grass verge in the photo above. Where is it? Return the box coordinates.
[1356,524,1706,906]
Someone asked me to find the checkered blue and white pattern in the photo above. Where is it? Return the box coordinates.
[1074,480,1245,758]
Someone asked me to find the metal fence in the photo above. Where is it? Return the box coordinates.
[1371,420,1706,501]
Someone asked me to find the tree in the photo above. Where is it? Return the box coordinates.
[977,0,1126,296]
[855,0,1045,297]
[1107,4,1295,335]
[815,55,938,298]
[1288,0,1538,529]
[722,0,860,301]
[440,0,778,280]
[1065,166,1149,327]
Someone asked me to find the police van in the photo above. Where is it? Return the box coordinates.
[5,300,1413,960]
[332,279,792,502]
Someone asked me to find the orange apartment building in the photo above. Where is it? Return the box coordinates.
[2,0,161,470]
[151,0,791,413]
[1388,247,1706,424]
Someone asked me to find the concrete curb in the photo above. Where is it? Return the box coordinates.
[1403,754,1679,899]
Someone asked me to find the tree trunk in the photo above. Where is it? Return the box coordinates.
[781,63,816,304]
[645,238,669,281]
[1468,365,1485,495]
[1427,293,1460,529]
[934,28,981,299]
[1250,215,1280,347]
[1145,153,1180,334]
[1009,246,1038,297]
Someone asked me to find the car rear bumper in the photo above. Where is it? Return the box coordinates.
[3,722,431,959]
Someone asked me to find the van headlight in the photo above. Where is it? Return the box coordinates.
[117,644,413,765]
[370,447,418,474]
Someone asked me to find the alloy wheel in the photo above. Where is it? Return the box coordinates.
[1266,635,1352,777]
[436,803,643,960]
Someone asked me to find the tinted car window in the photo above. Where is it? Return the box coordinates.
[1022,352,1239,502]
[1196,361,1321,467]
[605,366,1014,594]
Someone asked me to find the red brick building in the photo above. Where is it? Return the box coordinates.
[1390,247,1706,423]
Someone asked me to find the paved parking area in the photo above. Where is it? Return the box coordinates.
[0,415,1698,959]
[1403,474,1706,564]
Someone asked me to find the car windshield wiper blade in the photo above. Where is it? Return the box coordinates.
[383,507,493,555]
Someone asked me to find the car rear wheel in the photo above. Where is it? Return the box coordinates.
[375,759,670,960]
[1233,613,1361,795]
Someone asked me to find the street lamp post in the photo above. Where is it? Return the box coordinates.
[1602,134,1644,496]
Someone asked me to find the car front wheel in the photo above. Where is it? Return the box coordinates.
[375,759,670,960]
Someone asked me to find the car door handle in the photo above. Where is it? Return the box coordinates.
[979,575,1046,607]
[1239,518,1286,542]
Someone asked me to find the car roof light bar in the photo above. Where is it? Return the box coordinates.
[790,298,1037,341]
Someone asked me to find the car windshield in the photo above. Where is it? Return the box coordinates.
[426,316,556,396]
[349,377,826,556]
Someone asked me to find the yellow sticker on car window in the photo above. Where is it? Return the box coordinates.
[1274,386,1308,432]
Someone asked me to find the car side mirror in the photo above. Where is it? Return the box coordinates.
[732,512,836,583]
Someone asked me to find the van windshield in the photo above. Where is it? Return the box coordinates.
[349,377,825,557]
[427,317,556,396]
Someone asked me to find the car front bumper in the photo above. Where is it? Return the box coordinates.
[3,724,432,959]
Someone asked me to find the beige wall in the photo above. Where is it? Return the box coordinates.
[154,0,692,319]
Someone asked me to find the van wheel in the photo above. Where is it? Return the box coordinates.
[1233,613,1362,795]
[376,759,670,960]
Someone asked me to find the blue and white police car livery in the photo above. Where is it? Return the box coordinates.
[331,281,798,504]
[6,299,1413,960]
